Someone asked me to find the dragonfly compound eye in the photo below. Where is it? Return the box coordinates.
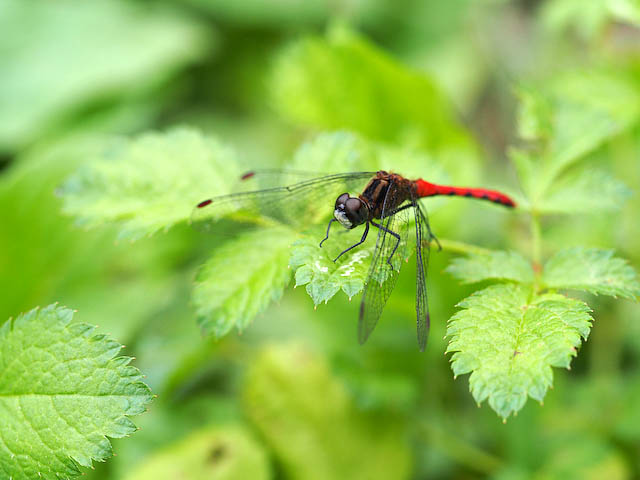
[333,197,368,229]
[335,193,350,209]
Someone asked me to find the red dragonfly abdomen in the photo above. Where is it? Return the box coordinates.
[415,179,516,207]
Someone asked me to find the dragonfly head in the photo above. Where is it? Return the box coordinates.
[334,193,369,229]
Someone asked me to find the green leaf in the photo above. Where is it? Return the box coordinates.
[0,304,152,479]
[549,70,640,172]
[289,234,374,305]
[123,426,270,480]
[542,247,640,299]
[538,169,631,214]
[271,25,471,151]
[514,70,640,199]
[0,0,208,150]
[446,250,534,285]
[193,228,296,338]
[243,343,412,480]
[60,128,239,240]
[446,284,592,419]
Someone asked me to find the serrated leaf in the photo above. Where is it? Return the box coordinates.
[123,426,270,480]
[446,284,592,419]
[514,70,640,200]
[542,247,640,299]
[243,343,411,480]
[0,0,208,150]
[289,234,374,305]
[60,128,239,240]
[193,228,296,338]
[271,25,470,151]
[0,304,152,480]
[538,169,631,214]
[446,250,534,285]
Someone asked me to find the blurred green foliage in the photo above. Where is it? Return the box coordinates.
[1,0,640,479]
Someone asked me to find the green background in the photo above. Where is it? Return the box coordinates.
[1,0,639,478]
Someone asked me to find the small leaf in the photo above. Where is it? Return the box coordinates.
[123,426,270,480]
[446,284,592,419]
[193,228,296,338]
[446,250,534,285]
[0,304,152,480]
[542,247,640,299]
[243,343,412,480]
[60,127,239,240]
[289,234,374,305]
[538,169,631,214]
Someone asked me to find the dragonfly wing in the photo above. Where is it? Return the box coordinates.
[192,172,375,232]
[412,193,432,351]
[238,169,330,189]
[358,182,411,345]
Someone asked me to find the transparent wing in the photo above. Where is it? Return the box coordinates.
[412,192,432,352]
[192,172,375,232]
[238,169,330,189]
[358,182,411,345]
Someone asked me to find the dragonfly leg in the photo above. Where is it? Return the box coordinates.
[384,203,413,217]
[370,220,402,270]
[333,222,370,262]
[319,218,337,247]
[419,207,442,251]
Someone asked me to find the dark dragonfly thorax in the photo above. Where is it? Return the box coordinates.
[359,171,415,219]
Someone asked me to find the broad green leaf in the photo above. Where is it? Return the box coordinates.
[193,228,296,338]
[60,128,239,240]
[542,248,640,299]
[446,250,534,285]
[271,25,471,151]
[538,169,631,214]
[123,426,270,480]
[0,304,152,479]
[0,0,208,150]
[243,343,411,480]
[446,284,592,419]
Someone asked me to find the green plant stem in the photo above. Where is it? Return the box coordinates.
[426,238,493,256]
[530,211,542,290]
[418,421,503,474]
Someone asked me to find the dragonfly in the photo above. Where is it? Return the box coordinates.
[193,170,516,351]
